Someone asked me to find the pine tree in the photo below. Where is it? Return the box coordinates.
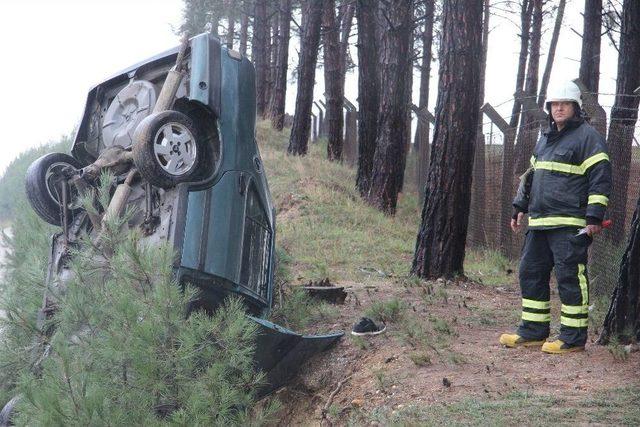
[0,178,277,424]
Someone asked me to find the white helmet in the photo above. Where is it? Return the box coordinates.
[544,80,582,112]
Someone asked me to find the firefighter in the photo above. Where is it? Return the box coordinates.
[499,80,612,354]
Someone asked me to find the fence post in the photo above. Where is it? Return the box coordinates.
[311,112,318,143]
[573,78,608,138]
[319,99,328,138]
[343,97,358,166]
[411,104,435,202]
[481,102,517,257]
[314,101,324,139]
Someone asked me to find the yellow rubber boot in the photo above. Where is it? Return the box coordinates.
[499,334,546,348]
[541,339,584,354]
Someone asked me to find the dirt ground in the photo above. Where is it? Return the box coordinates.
[272,277,640,425]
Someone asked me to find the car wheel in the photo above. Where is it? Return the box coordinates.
[25,153,82,226]
[132,110,205,189]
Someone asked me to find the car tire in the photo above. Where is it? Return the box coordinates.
[25,153,82,226]
[132,110,206,189]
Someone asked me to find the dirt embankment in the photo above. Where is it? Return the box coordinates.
[274,278,640,425]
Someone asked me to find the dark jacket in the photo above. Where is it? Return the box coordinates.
[513,119,611,229]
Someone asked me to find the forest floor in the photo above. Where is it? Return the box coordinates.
[272,276,640,425]
[254,122,640,425]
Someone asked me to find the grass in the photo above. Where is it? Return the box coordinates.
[257,121,516,286]
[268,285,338,332]
[352,387,640,426]
[364,298,405,322]
[465,248,517,286]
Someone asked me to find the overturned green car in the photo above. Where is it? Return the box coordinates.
[4,33,341,417]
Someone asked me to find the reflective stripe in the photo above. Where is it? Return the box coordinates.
[561,304,589,315]
[529,217,586,227]
[530,155,536,167]
[578,264,589,305]
[530,152,609,175]
[522,312,551,323]
[588,194,609,206]
[561,316,588,328]
[522,298,550,310]
[534,161,583,175]
[581,152,609,171]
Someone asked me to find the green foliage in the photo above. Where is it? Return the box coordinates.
[0,208,273,424]
[269,286,338,332]
[364,298,404,323]
[0,208,57,405]
[0,137,70,223]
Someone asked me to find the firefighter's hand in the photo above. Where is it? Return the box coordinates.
[585,224,602,236]
[511,212,525,233]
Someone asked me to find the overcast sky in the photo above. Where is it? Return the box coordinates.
[0,0,620,175]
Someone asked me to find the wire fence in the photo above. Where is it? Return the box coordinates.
[310,86,640,297]
[462,92,640,297]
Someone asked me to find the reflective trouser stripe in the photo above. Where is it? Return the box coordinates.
[588,194,609,206]
[561,316,588,328]
[522,298,550,310]
[522,312,551,323]
[529,217,586,227]
[578,264,589,305]
[561,304,589,314]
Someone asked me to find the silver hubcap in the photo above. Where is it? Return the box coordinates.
[153,123,197,176]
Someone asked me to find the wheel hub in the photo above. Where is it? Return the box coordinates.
[153,123,197,176]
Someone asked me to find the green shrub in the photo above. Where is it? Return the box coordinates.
[365,298,404,323]
[0,211,274,424]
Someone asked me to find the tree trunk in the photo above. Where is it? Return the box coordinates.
[253,0,269,117]
[415,1,435,203]
[469,0,490,247]
[600,193,640,344]
[239,8,249,56]
[579,0,603,98]
[323,0,344,161]
[607,0,640,243]
[269,0,291,131]
[498,0,533,256]
[339,3,356,163]
[227,9,236,49]
[411,0,483,278]
[365,0,414,215]
[537,0,566,107]
[266,7,278,111]
[397,9,416,195]
[287,0,324,156]
[210,13,220,37]
[515,0,542,175]
[339,3,355,78]
[508,0,533,130]
[355,0,380,196]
